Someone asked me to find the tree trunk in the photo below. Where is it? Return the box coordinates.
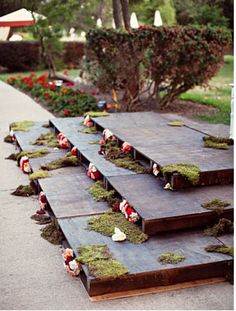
[112,0,122,28]
[120,0,130,31]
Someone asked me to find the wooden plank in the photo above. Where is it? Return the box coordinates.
[39,172,109,218]
[107,174,233,234]
[58,216,233,297]
[90,277,226,301]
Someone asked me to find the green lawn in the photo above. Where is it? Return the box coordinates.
[179,55,233,125]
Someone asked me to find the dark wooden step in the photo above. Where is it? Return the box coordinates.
[107,174,233,235]
[92,112,233,189]
[58,215,233,297]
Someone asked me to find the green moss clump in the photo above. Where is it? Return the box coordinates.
[77,244,128,278]
[11,184,35,196]
[41,154,79,171]
[40,220,64,245]
[203,136,233,145]
[31,132,59,148]
[87,210,148,244]
[161,163,200,185]
[167,121,185,127]
[29,169,49,180]
[158,252,186,264]
[204,218,233,236]
[203,136,233,150]
[112,157,147,173]
[16,149,50,161]
[205,244,233,257]
[84,111,110,117]
[5,153,18,161]
[4,135,14,143]
[88,181,116,201]
[89,141,100,145]
[80,127,97,134]
[42,123,50,128]
[201,198,230,215]
[10,121,34,131]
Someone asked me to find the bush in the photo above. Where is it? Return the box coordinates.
[86,26,231,111]
[0,41,85,71]
[0,41,41,71]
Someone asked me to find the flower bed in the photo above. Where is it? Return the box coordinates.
[7,73,98,117]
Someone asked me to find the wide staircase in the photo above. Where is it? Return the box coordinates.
[13,112,233,298]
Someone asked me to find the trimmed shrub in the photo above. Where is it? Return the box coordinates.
[63,42,85,68]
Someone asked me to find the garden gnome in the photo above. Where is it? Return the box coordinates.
[113,199,139,223]
[83,115,94,127]
[71,146,77,156]
[87,163,101,180]
[122,142,131,153]
[103,129,113,141]
[63,248,81,277]
[153,163,160,176]
[19,156,31,174]
[58,133,70,149]
[9,129,16,142]
[36,191,47,215]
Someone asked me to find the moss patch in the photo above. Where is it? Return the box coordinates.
[31,132,59,148]
[77,244,128,278]
[89,140,100,145]
[11,184,36,196]
[205,244,233,257]
[203,136,233,150]
[41,153,79,171]
[84,111,110,117]
[10,121,34,132]
[201,198,230,215]
[158,252,186,264]
[204,218,233,236]
[87,210,148,244]
[29,169,49,180]
[112,157,147,173]
[88,181,116,202]
[5,153,18,161]
[17,149,49,161]
[161,163,200,185]
[42,123,50,128]
[80,127,98,134]
[167,121,185,127]
[4,135,14,143]
[40,219,64,244]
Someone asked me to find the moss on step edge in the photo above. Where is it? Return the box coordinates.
[87,209,148,244]
[201,198,230,215]
[203,136,233,150]
[29,169,49,180]
[205,244,233,257]
[204,218,233,237]
[6,149,50,162]
[41,153,79,171]
[88,141,100,145]
[10,121,34,132]
[161,163,200,185]
[158,252,186,264]
[88,181,116,202]
[76,244,128,279]
[31,132,59,148]
[84,111,110,117]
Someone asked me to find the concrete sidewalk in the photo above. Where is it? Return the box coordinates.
[0,81,233,310]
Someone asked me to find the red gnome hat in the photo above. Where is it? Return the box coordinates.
[20,156,31,174]
[71,147,77,156]
[87,163,101,180]
[122,142,131,153]
[58,132,70,149]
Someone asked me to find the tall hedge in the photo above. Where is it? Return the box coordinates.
[86,26,231,111]
[0,41,85,71]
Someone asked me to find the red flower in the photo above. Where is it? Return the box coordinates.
[69,98,75,103]
[65,81,74,87]
[91,91,97,96]
[44,91,50,98]
[63,109,71,116]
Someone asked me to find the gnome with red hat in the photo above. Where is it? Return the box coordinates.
[36,191,47,215]
[83,115,94,128]
[87,162,101,180]
[62,248,81,277]
[122,142,131,154]
[71,146,77,156]
[112,199,139,223]
[57,133,70,149]
[19,156,31,174]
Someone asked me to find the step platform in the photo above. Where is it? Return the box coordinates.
[107,174,233,234]
[92,112,233,189]
[58,216,233,297]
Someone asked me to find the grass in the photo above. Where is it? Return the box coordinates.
[201,198,230,215]
[205,244,233,257]
[158,252,186,264]
[77,244,128,279]
[88,181,116,202]
[41,154,79,170]
[29,169,49,180]
[203,136,233,150]
[87,209,148,244]
[179,55,233,125]
[31,132,59,148]
[16,149,50,161]
[10,121,34,131]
